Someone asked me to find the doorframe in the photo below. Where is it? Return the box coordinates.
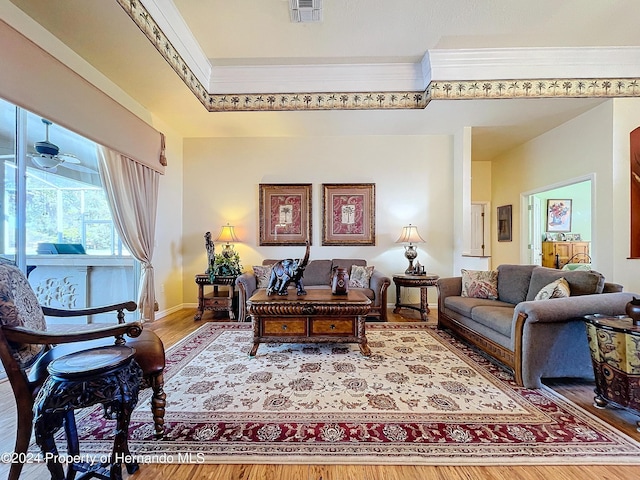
[520,173,595,265]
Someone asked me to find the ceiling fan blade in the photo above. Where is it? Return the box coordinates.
[60,162,98,174]
[57,153,81,164]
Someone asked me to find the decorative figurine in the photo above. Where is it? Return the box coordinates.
[266,241,310,296]
[204,231,215,274]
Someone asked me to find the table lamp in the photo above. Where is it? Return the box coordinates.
[215,223,240,258]
[396,224,425,274]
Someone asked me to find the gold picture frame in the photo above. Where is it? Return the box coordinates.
[259,184,312,245]
[322,183,375,246]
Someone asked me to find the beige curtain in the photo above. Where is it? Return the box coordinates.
[97,146,159,321]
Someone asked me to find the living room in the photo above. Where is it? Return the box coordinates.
[2,1,640,479]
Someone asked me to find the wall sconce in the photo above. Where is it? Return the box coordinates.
[395,224,425,274]
[215,223,240,258]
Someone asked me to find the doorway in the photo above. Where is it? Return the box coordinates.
[522,176,594,267]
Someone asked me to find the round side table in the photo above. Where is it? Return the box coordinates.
[33,345,142,480]
[392,273,439,321]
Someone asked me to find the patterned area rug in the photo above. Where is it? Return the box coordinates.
[66,323,640,465]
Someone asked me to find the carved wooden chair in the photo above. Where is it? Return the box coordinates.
[0,263,166,480]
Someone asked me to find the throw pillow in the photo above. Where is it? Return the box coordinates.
[534,277,571,300]
[253,265,273,289]
[348,265,375,288]
[461,269,498,300]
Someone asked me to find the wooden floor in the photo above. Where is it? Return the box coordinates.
[2,307,640,480]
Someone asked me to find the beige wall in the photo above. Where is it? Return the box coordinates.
[471,161,492,202]
[181,135,454,306]
[153,117,184,315]
[490,99,640,293]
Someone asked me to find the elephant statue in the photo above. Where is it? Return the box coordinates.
[266,241,310,296]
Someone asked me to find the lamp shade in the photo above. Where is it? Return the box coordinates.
[395,224,425,244]
[215,224,240,243]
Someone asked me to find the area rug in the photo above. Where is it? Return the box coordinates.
[60,323,640,465]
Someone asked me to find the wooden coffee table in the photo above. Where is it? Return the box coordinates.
[246,289,371,357]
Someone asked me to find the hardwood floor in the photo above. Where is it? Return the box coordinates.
[2,307,639,480]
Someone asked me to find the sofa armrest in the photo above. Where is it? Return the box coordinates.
[515,292,637,324]
[235,272,258,322]
[369,270,390,307]
[437,277,462,309]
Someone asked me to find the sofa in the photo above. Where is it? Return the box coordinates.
[236,259,390,323]
[437,264,636,388]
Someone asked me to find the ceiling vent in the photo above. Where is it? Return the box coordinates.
[289,0,322,23]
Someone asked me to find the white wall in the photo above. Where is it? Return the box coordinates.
[182,135,454,306]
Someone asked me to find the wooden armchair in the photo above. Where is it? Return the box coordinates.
[0,263,166,480]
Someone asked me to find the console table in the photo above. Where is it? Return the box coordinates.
[194,274,236,321]
[392,273,439,321]
[584,314,640,431]
[246,289,371,357]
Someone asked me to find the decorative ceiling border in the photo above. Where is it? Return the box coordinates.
[429,79,640,99]
[119,0,640,112]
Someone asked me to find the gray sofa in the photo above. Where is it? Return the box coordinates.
[437,264,635,388]
[236,258,390,323]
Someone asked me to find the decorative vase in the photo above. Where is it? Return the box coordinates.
[331,267,349,295]
[626,297,640,326]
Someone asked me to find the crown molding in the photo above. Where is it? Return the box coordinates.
[425,47,640,81]
[210,63,425,94]
[140,0,211,86]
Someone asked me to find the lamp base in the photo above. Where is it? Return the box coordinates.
[404,245,418,274]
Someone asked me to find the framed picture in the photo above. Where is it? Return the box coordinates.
[322,183,375,245]
[259,183,312,245]
[546,199,572,232]
[497,204,512,242]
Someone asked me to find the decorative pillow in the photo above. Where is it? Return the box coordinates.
[461,269,498,300]
[348,265,375,288]
[534,277,571,300]
[253,265,273,289]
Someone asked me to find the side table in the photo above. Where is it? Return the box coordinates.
[194,274,237,321]
[33,346,142,480]
[392,273,439,321]
[584,314,640,431]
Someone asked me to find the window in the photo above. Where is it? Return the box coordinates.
[0,97,136,320]
[0,98,128,259]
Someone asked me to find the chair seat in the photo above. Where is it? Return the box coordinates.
[28,329,165,386]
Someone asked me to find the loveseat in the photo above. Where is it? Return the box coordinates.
[236,259,390,322]
[437,264,636,388]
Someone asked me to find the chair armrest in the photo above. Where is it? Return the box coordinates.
[1,321,143,345]
[42,301,137,317]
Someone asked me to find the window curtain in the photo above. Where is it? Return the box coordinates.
[97,145,159,321]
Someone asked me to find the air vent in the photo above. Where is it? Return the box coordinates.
[289,0,322,23]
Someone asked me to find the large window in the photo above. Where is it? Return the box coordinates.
[0,98,127,260]
[0,97,136,319]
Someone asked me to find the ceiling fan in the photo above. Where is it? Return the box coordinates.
[29,119,96,174]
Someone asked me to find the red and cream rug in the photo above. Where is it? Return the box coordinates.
[69,323,640,465]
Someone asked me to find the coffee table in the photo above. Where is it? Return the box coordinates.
[246,289,371,357]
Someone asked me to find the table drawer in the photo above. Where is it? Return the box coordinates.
[203,296,232,307]
[310,318,356,336]
[261,318,307,336]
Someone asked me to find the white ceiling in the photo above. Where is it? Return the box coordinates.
[6,0,639,160]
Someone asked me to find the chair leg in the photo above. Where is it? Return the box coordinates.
[150,372,166,438]
[9,406,34,480]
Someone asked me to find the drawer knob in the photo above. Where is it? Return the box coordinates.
[330,324,336,330]
[281,324,287,330]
